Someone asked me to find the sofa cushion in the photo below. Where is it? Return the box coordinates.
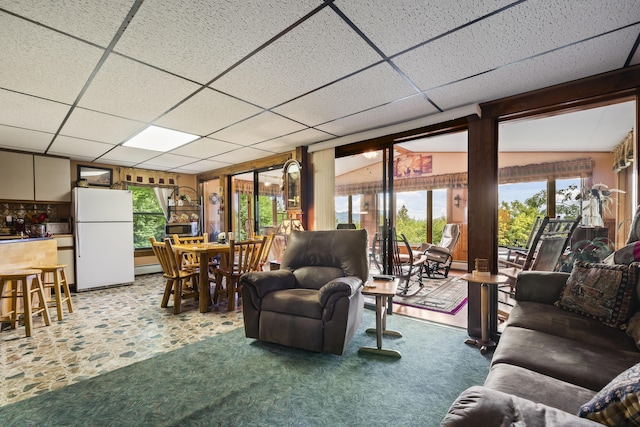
[485,363,596,414]
[492,326,640,391]
[578,362,640,426]
[506,301,639,353]
[556,261,637,329]
[261,288,322,319]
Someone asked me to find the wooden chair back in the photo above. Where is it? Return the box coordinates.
[257,233,275,271]
[150,237,173,279]
[172,233,208,270]
[231,236,267,275]
[213,236,266,311]
[150,237,199,314]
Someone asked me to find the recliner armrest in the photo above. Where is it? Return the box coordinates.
[240,269,296,298]
[318,276,362,307]
[514,271,570,304]
[441,386,600,427]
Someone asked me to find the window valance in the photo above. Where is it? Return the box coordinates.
[335,158,593,196]
[612,130,634,172]
[233,179,282,197]
[119,167,178,187]
[498,157,593,184]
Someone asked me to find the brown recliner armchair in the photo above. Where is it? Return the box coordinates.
[240,229,369,355]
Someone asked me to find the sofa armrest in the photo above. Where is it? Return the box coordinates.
[240,269,295,298]
[318,276,362,307]
[440,386,601,427]
[514,271,570,304]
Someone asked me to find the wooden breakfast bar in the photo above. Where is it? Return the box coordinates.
[0,237,58,316]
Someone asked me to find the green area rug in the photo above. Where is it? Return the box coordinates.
[0,312,490,427]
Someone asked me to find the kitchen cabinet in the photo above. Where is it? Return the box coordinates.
[35,156,71,202]
[0,152,35,200]
[54,235,75,286]
[0,151,70,202]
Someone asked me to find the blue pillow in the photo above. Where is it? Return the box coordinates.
[579,363,640,426]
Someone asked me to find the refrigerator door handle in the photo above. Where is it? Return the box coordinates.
[75,230,81,258]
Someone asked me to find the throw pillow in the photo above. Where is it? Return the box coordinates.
[578,362,640,426]
[626,311,640,351]
[556,261,638,329]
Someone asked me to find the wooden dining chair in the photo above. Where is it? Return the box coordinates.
[213,236,266,311]
[172,233,209,272]
[257,233,275,271]
[150,237,199,314]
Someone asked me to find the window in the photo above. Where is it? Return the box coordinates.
[131,186,165,249]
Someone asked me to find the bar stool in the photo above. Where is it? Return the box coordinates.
[0,269,51,337]
[32,264,73,321]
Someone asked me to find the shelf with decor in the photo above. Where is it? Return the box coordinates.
[166,186,203,238]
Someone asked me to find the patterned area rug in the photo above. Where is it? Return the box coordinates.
[394,276,468,314]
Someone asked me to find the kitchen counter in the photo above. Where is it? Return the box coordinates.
[0,233,72,242]
[0,235,53,243]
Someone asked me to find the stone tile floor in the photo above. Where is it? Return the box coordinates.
[0,273,243,407]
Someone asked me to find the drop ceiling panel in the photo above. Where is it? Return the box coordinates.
[252,128,333,153]
[211,7,381,108]
[336,0,515,56]
[136,153,198,170]
[169,159,232,174]
[427,25,640,111]
[98,145,163,165]
[0,126,53,152]
[170,137,243,158]
[154,88,263,136]
[47,135,116,159]
[394,0,640,92]
[273,63,416,126]
[210,112,306,146]
[209,146,272,164]
[316,94,438,136]
[0,0,135,46]
[0,90,69,133]
[77,55,200,122]
[60,108,146,144]
[115,0,321,84]
[0,13,104,103]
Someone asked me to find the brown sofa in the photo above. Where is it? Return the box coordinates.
[240,229,369,355]
[441,266,640,426]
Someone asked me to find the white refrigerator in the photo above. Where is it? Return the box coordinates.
[72,187,135,291]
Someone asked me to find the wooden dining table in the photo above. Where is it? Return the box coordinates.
[171,242,229,313]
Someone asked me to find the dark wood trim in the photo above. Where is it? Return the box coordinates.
[196,152,291,182]
[335,117,469,158]
[481,64,640,119]
[467,114,499,339]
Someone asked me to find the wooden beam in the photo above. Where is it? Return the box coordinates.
[467,115,499,339]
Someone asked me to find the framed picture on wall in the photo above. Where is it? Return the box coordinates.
[78,165,113,187]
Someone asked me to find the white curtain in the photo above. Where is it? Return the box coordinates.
[312,148,336,230]
[154,187,173,219]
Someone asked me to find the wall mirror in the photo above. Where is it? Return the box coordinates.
[283,159,302,211]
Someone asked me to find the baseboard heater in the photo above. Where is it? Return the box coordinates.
[135,264,163,275]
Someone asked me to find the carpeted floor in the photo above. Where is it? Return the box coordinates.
[394,277,468,314]
[0,311,491,427]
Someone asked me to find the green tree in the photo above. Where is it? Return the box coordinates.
[498,186,581,247]
[395,204,446,245]
[131,186,165,249]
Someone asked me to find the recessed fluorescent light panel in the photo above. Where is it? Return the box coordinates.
[124,125,199,152]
